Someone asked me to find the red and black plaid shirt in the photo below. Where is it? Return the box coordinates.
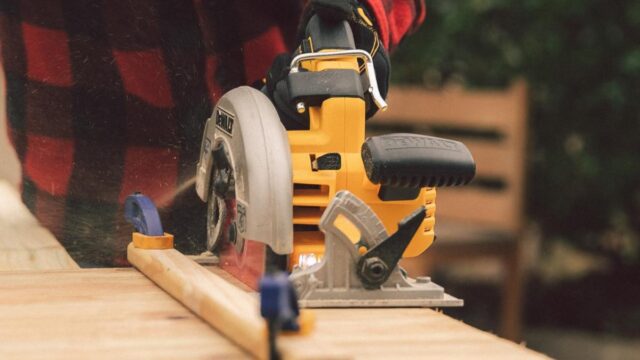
[1,0,425,267]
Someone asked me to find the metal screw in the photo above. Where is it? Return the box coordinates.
[296,102,306,114]
[416,276,431,284]
[360,257,389,286]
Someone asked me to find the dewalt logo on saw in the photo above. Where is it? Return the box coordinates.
[215,109,234,135]
[381,135,461,152]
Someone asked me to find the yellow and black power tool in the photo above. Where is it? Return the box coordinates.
[195,15,475,306]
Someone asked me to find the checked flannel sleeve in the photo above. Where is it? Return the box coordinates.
[363,0,426,51]
[0,0,424,267]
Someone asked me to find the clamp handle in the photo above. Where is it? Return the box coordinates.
[124,193,164,236]
[260,272,301,360]
[260,272,300,331]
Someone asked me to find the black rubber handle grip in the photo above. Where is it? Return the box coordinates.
[361,134,476,188]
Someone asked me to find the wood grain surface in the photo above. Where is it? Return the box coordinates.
[0,268,247,359]
[127,244,270,359]
[128,245,350,360]
[0,180,78,271]
[0,266,549,359]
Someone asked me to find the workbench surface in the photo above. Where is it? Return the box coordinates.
[0,268,548,359]
[0,181,78,271]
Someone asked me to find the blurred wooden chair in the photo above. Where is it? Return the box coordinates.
[368,81,528,341]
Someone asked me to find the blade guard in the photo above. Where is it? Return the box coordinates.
[196,86,293,255]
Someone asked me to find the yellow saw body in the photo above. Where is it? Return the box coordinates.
[288,54,435,270]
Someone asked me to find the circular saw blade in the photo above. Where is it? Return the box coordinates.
[206,141,245,254]
[206,194,230,251]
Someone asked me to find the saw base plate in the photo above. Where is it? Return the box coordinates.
[298,280,463,308]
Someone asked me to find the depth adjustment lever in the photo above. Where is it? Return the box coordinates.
[356,206,426,289]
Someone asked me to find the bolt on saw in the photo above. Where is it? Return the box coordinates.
[194,14,476,307]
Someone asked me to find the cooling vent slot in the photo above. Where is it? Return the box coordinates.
[293,183,331,207]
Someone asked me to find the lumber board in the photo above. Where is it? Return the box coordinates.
[0,180,78,271]
[127,243,270,359]
[128,244,349,360]
[0,267,549,359]
[218,269,547,360]
[0,268,246,359]
[129,245,547,360]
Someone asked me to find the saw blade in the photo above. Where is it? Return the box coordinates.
[206,141,247,256]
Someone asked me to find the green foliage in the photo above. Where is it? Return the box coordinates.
[391,0,640,264]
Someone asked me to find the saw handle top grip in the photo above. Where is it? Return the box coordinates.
[362,134,477,189]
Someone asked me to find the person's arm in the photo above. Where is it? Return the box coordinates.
[362,0,426,51]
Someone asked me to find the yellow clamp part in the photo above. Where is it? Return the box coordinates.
[132,232,174,249]
[282,310,316,337]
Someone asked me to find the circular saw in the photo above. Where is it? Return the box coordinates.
[196,15,475,292]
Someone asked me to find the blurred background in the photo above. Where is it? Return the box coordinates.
[1,1,639,359]
[377,0,639,359]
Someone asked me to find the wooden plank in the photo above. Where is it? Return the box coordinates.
[289,308,545,360]
[128,244,348,360]
[0,267,548,359]
[206,267,546,360]
[127,244,269,360]
[0,180,78,271]
[0,268,247,359]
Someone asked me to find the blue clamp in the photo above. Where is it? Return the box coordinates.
[124,192,164,236]
[260,272,300,332]
[260,272,301,360]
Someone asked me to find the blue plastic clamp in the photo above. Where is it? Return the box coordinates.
[259,272,300,332]
[124,192,164,236]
